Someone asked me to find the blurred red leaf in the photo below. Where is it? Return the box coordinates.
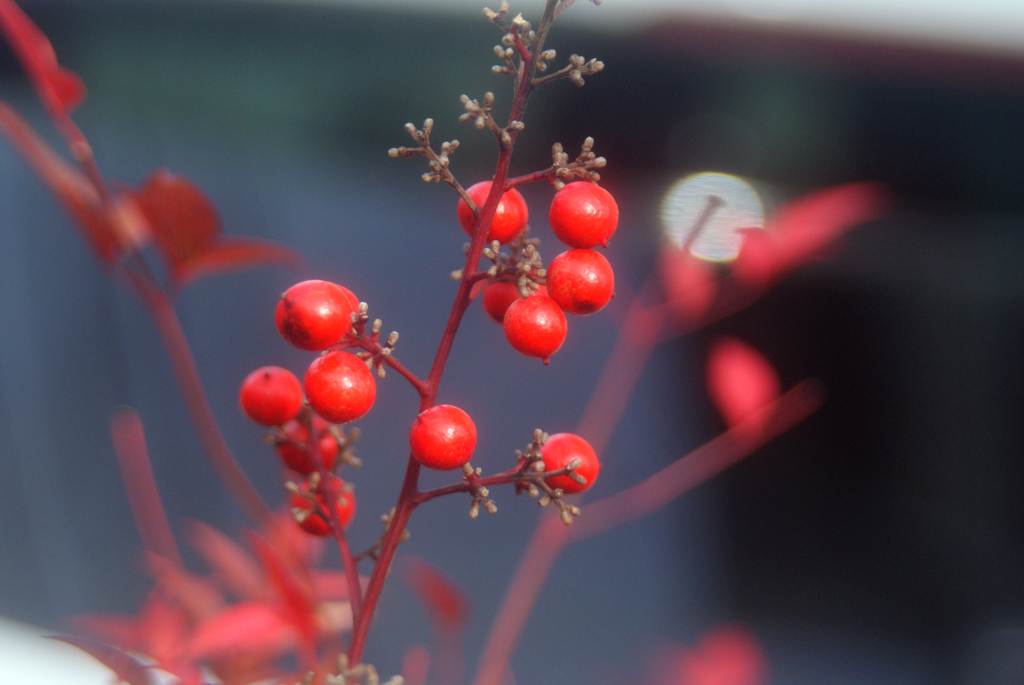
[186,601,297,660]
[658,241,718,321]
[248,532,319,655]
[135,593,191,664]
[311,569,369,601]
[188,520,268,602]
[706,337,781,437]
[678,626,767,685]
[735,182,888,286]
[0,101,120,261]
[145,552,225,621]
[50,636,151,685]
[131,171,220,268]
[402,644,432,685]
[177,237,302,284]
[0,0,86,115]
[129,170,301,285]
[401,557,470,632]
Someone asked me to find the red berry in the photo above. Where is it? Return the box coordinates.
[290,475,356,535]
[482,281,548,323]
[239,366,304,427]
[502,294,567,364]
[457,181,529,244]
[409,404,477,471]
[546,248,615,315]
[548,181,619,248]
[276,416,340,475]
[539,433,600,494]
[337,285,360,315]
[304,351,376,424]
[275,280,355,351]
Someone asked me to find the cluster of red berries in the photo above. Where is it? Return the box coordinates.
[238,279,373,535]
[465,181,619,364]
[237,179,616,535]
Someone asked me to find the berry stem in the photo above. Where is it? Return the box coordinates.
[132,274,275,530]
[305,413,363,618]
[472,378,825,685]
[346,455,419,664]
[346,3,562,666]
[505,167,556,189]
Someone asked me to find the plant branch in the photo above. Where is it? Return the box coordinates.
[131,274,275,530]
[472,380,825,685]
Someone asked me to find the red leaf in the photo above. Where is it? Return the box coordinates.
[401,644,431,685]
[131,170,221,271]
[678,626,767,685]
[735,182,888,286]
[732,228,779,287]
[145,552,225,621]
[401,557,470,632]
[311,570,369,601]
[135,593,191,664]
[0,0,87,115]
[706,337,781,437]
[175,236,301,285]
[0,100,118,261]
[50,635,152,685]
[658,241,718,321]
[771,181,887,267]
[186,601,297,660]
[188,520,268,602]
[248,533,319,652]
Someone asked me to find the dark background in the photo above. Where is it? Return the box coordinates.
[1,2,1023,684]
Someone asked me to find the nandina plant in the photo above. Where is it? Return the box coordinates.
[0,0,888,683]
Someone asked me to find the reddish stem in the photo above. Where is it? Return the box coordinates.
[134,276,275,530]
[472,380,825,685]
[305,412,363,619]
[346,6,553,666]
[506,167,555,189]
[110,406,183,567]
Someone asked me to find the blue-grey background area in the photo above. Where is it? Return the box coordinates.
[1,2,1023,684]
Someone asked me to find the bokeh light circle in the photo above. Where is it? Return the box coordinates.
[660,172,765,262]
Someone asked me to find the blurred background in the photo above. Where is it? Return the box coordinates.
[1,0,1023,683]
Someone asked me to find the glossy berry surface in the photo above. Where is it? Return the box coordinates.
[548,181,619,248]
[503,294,568,364]
[304,351,376,424]
[239,366,304,427]
[547,248,615,315]
[290,475,356,535]
[276,416,339,475]
[275,280,355,351]
[539,433,600,494]
[457,181,529,244]
[482,281,548,323]
[409,404,478,471]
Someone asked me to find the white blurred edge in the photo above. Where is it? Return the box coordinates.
[0,617,114,685]
[228,0,1024,57]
